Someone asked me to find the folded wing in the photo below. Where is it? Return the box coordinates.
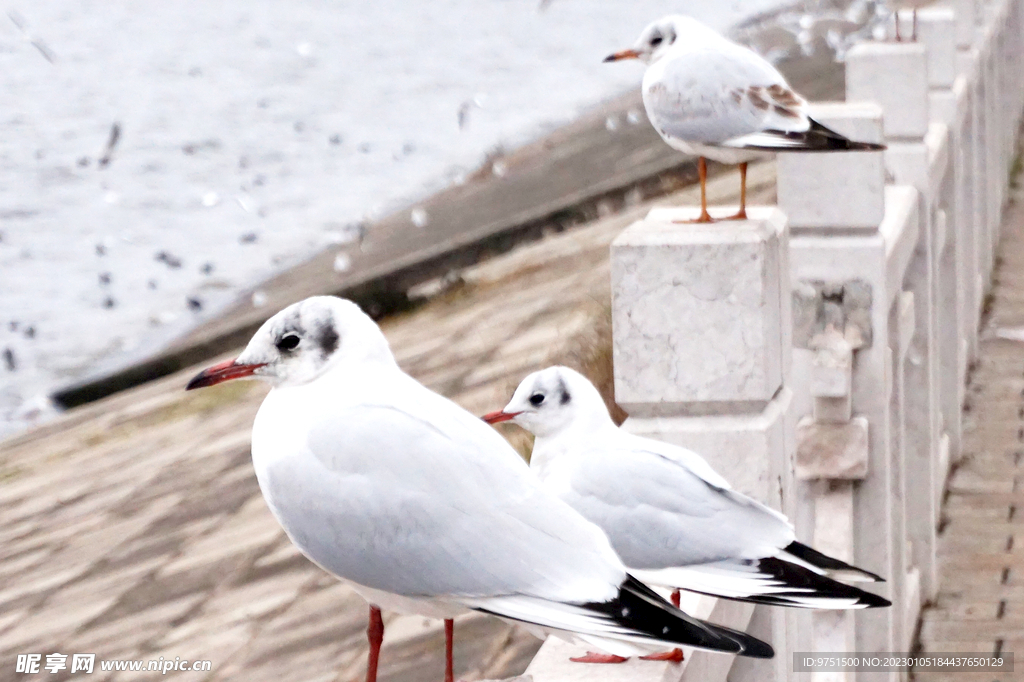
[643,41,810,145]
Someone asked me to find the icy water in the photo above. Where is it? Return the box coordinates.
[0,0,806,436]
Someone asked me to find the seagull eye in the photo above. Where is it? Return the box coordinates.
[529,393,545,406]
[276,334,301,352]
[650,36,663,47]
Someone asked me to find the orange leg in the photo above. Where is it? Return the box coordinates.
[570,652,629,664]
[444,618,454,682]
[895,10,902,42]
[912,8,918,41]
[366,606,384,682]
[725,162,748,220]
[639,590,685,663]
[674,157,714,223]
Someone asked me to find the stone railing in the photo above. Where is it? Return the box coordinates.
[523,0,1024,680]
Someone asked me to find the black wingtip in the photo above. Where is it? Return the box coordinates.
[739,634,776,659]
[808,118,887,151]
[751,556,891,609]
[858,591,893,608]
[609,576,775,658]
[844,140,887,151]
[784,541,886,582]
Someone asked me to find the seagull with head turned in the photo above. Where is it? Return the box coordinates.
[185,297,775,682]
[605,15,886,223]
[485,366,890,662]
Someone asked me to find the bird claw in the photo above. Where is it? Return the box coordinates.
[570,652,629,664]
[673,211,716,224]
[639,648,685,662]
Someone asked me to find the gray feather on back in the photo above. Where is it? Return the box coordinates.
[563,447,792,569]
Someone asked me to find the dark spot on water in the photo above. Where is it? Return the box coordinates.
[293,121,305,133]
[23,326,35,339]
[187,297,203,312]
[147,279,158,290]
[358,143,372,154]
[239,232,258,244]
[329,134,342,145]
[95,243,107,256]
[77,156,90,167]
[3,348,15,371]
[200,262,214,275]
[102,296,116,309]
[155,251,182,268]
[98,272,111,285]
[8,321,17,332]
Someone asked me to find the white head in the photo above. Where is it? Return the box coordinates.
[604,15,710,65]
[186,296,394,390]
[483,366,616,439]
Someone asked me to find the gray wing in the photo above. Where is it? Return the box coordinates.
[261,398,624,604]
[642,41,810,145]
[561,446,794,569]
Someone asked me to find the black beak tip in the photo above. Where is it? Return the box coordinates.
[603,54,616,63]
[185,371,213,391]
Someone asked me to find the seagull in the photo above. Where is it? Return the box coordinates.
[185,297,774,682]
[604,15,885,223]
[484,366,891,652]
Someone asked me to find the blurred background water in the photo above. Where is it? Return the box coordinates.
[0,0,875,437]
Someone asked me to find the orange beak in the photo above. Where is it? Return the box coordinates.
[482,410,521,424]
[604,49,641,62]
[186,358,267,390]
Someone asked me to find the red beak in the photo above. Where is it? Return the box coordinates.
[482,410,521,424]
[186,358,266,390]
[603,49,641,62]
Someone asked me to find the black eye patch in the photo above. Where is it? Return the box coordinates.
[650,36,663,46]
[276,334,301,352]
[529,393,545,406]
[316,322,339,356]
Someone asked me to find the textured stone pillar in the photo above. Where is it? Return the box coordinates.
[611,206,795,682]
[918,8,959,125]
[848,39,940,625]
[776,99,905,681]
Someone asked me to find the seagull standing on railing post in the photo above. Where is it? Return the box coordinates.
[185,297,775,682]
[605,15,886,223]
[485,366,891,661]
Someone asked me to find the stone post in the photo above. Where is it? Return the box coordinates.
[777,97,908,682]
[847,39,938,632]
[610,207,795,682]
[919,9,967,478]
